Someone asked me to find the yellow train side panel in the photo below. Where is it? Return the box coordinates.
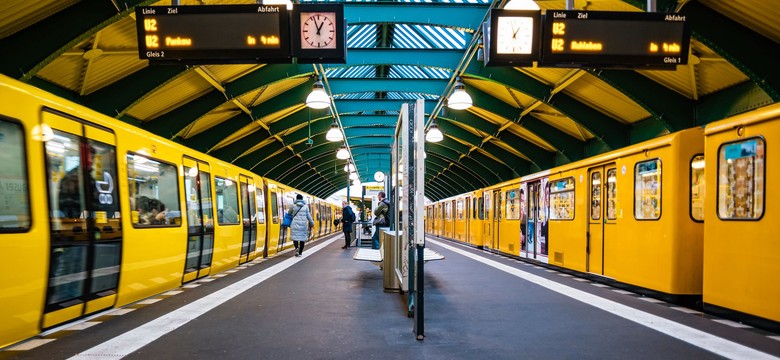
[453,197,467,242]
[0,82,50,347]
[115,133,187,307]
[210,162,244,274]
[548,128,704,295]
[468,190,484,247]
[703,104,780,323]
[547,168,588,273]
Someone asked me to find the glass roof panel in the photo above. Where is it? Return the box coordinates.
[389,65,451,79]
[347,24,377,48]
[326,65,377,78]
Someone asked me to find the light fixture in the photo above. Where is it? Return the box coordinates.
[344,162,355,172]
[306,76,331,109]
[504,0,540,10]
[336,145,350,160]
[32,123,54,142]
[374,171,385,182]
[425,121,444,142]
[349,172,358,181]
[447,78,473,110]
[325,119,343,142]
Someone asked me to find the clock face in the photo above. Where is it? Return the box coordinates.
[496,16,534,54]
[301,12,336,49]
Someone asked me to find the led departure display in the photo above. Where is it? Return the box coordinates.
[540,10,690,68]
[135,5,291,64]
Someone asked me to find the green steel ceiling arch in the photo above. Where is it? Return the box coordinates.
[0,0,153,80]
[426,155,488,189]
[188,85,316,153]
[425,160,479,193]
[211,111,331,164]
[466,69,630,151]
[425,180,456,200]
[465,85,584,162]
[426,143,501,184]
[84,65,189,118]
[424,185,446,201]
[429,170,470,194]
[679,2,779,101]
[144,64,313,139]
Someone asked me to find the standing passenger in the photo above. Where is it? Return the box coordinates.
[371,192,390,250]
[341,201,356,249]
[288,194,314,257]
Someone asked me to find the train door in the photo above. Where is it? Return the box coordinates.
[238,175,257,264]
[474,195,484,248]
[526,182,539,258]
[43,112,122,327]
[491,189,501,251]
[465,196,471,243]
[267,189,282,255]
[483,191,492,250]
[587,165,615,275]
[182,158,214,283]
[254,183,267,258]
[276,192,291,253]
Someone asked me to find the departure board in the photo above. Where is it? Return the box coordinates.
[135,5,291,64]
[540,11,690,68]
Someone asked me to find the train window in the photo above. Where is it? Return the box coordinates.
[550,178,574,220]
[127,153,180,227]
[0,119,30,232]
[255,187,265,224]
[690,155,705,222]
[215,177,240,225]
[635,159,661,220]
[717,138,764,220]
[590,172,601,221]
[270,191,278,224]
[606,169,617,220]
[478,197,484,220]
[505,189,521,220]
[472,197,477,219]
[457,200,464,220]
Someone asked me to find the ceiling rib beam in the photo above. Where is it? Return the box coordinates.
[0,0,151,80]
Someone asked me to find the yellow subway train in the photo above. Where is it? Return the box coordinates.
[0,75,340,348]
[426,103,780,332]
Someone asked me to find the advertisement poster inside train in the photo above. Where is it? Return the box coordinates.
[520,183,527,253]
[538,178,549,257]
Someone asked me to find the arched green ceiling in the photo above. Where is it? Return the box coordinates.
[0,0,776,200]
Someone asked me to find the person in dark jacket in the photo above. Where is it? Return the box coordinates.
[371,191,390,250]
[341,201,356,249]
[287,194,314,257]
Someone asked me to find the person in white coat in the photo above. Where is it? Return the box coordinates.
[287,194,314,257]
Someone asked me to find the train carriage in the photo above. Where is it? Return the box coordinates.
[0,75,338,348]
[546,128,704,298]
[703,103,780,329]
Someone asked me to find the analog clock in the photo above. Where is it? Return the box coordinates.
[496,16,535,54]
[300,12,337,49]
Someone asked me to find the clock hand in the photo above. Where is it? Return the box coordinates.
[316,20,324,35]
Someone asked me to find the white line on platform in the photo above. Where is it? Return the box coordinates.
[427,238,779,360]
[69,237,338,360]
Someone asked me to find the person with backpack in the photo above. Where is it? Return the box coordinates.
[340,201,356,249]
[371,191,390,250]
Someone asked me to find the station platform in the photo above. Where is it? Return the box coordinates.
[3,233,779,360]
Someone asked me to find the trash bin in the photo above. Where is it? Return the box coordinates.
[381,229,400,292]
